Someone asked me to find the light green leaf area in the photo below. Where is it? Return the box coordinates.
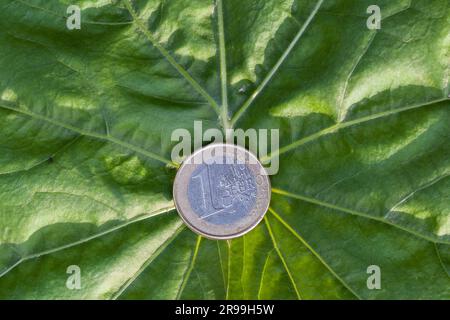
[0,0,448,299]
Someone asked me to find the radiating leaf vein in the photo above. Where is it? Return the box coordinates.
[268,208,361,299]
[272,188,449,244]
[262,98,449,162]
[112,223,186,299]
[122,0,221,116]
[264,216,302,299]
[0,101,177,167]
[0,206,176,278]
[231,0,324,125]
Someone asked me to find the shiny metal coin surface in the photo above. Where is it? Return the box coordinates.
[173,144,271,240]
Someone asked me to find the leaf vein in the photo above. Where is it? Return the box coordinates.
[112,223,186,299]
[264,216,302,299]
[268,207,361,299]
[434,243,450,279]
[0,101,178,167]
[0,135,82,176]
[122,0,221,115]
[176,235,202,299]
[272,188,449,244]
[216,241,227,296]
[256,249,274,300]
[0,206,177,278]
[231,0,324,125]
[216,0,230,130]
[262,97,449,162]
[337,31,377,122]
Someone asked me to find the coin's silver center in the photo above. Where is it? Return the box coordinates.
[187,155,257,225]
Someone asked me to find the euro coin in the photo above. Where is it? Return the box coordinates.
[173,143,271,240]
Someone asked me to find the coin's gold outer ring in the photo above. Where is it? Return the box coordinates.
[173,143,271,240]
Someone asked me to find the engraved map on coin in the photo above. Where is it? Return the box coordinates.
[187,156,257,225]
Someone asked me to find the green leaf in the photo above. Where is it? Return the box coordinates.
[0,0,448,299]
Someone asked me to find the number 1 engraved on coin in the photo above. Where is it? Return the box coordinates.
[191,170,208,211]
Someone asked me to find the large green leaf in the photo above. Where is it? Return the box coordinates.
[0,0,449,299]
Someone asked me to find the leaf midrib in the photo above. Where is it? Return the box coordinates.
[217,0,231,130]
